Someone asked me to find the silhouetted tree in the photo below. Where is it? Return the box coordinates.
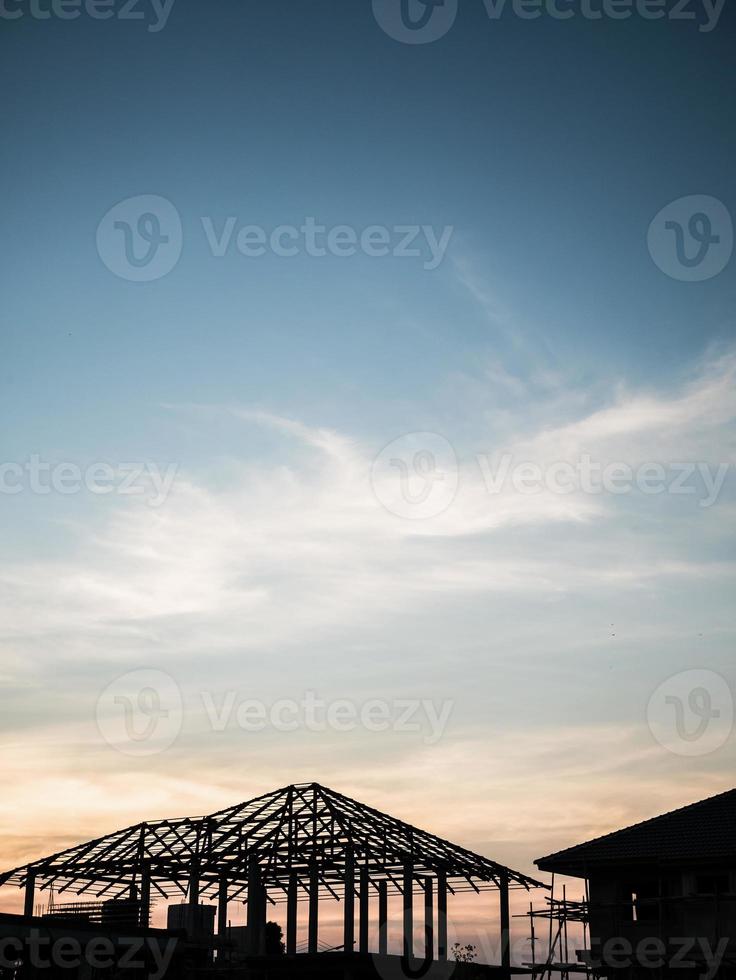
[452,943,477,963]
[265,920,285,956]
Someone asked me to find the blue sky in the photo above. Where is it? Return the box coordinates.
[1,0,735,947]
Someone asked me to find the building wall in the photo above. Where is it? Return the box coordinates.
[586,866,736,978]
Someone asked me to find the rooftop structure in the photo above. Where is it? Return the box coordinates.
[1,782,544,972]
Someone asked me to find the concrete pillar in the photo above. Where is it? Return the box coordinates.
[359,865,370,953]
[139,864,151,929]
[24,871,36,919]
[217,875,229,945]
[424,877,434,962]
[499,870,511,980]
[343,850,355,954]
[378,880,388,956]
[188,862,200,906]
[403,861,414,960]
[247,857,266,956]
[287,871,298,955]
[308,861,319,954]
[437,872,448,961]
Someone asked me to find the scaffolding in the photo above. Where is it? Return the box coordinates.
[519,875,592,979]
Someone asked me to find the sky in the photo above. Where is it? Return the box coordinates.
[1,0,735,959]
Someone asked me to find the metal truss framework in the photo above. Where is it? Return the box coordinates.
[0,783,544,964]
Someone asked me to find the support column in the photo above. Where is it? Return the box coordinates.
[24,871,36,919]
[437,872,448,961]
[188,861,200,907]
[139,863,151,929]
[378,880,388,956]
[287,871,298,956]
[308,860,319,954]
[343,849,355,954]
[499,870,511,980]
[258,885,268,956]
[403,861,414,960]
[247,857,266,956]
[359,865,370,953]
[217,875,229,946]
[424,877,434,963]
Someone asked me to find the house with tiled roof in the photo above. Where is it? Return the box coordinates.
[536,788,736,978]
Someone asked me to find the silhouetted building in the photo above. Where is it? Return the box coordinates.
[167,901,216,942]
[0,782,543,978]
[536,788,736,978]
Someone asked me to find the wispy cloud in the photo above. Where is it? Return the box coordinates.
[0,346,734,908]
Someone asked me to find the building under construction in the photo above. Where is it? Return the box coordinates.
[528,788,736,979]
[0,782,544,979]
